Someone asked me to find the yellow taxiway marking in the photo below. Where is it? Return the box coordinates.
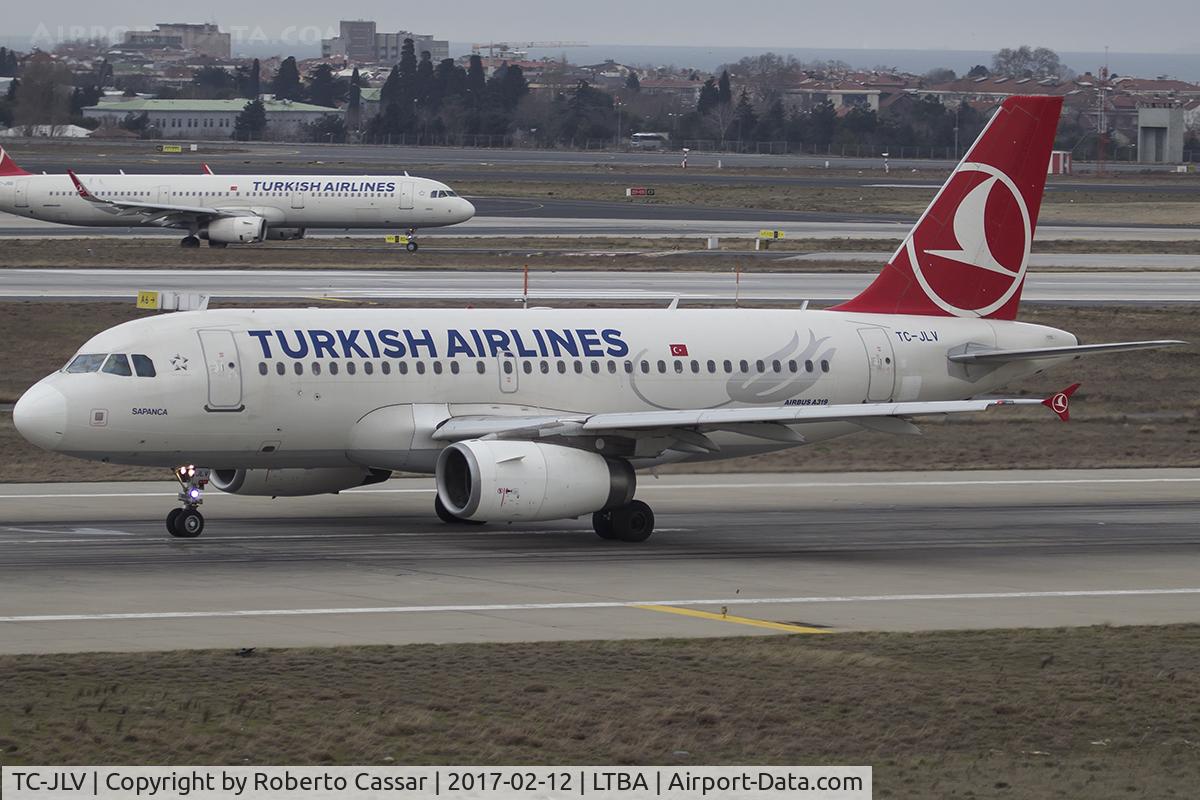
[633,604,832,634]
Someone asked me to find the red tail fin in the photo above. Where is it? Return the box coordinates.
[0,147,30,177]
[832,95,1063,320]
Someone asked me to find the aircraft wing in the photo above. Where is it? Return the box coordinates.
[948,340,1186,364]
[431,385,1080,453]
[66,170,239,222]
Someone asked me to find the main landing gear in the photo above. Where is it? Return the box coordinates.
[167,465,209,538]
[592,499,655,543]
[180,235,201,248]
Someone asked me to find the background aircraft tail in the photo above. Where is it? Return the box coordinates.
[0,147,31,177]
[831,95,1063,320]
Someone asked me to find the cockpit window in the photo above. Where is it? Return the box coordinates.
[131,354,156,377]
[102,353,132,376]
[66,354,106,373]
[431,189,457,198]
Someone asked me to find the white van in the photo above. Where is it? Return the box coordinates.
[629,132,670,150]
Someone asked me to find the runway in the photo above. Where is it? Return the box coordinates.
[0,469,1197,654]
[4,267,1200,303]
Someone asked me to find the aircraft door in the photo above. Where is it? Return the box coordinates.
[858,327,896,402]
[290,191,304,209]
[498,351,518,393]
[398,182,414,210]
[198,330,245,411]
[15,179,29,207]
[157,185,171,204]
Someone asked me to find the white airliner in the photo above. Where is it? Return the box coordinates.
[13,96,1184,540]
[0,149,474,250]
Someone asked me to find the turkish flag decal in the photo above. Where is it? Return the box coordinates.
[669,343,689,356]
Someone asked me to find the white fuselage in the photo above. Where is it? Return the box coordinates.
[0,172,474,231]
[15,307,1076,472]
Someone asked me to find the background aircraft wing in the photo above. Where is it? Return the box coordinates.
[948,340,1186,364]
[66,170,244,224]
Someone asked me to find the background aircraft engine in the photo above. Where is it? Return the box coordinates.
[205,216,266,243]
[265,227,305,240]
[211,467,390,497]
[435,440,635,522]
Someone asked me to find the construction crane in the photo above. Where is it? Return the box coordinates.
[470,41,587,59]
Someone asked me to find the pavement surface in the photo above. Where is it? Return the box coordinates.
[0,469,1197,654]
[3,267,1199,303]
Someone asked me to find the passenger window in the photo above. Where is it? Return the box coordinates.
[706,360,716,373]
[756,360,765,373]
[772,360,782,373]
[657,360,666,373]
[673,360,683,373]
[347,362,357,375]
[723,360,733,373]
[624,360,633,374]
[739,360,749,373]
[788,360,798,373]
[805,360,814,373]
[101,354,132,376]
[475,361,485,374]
[690,360,700,373]
[590,361,600,374]
[132,357,156,379]
[312,362,322,375]
[573,361,583,374]
[416,362,426,375]
[364,362,374,375]
[607,360,617,374]
[276,362,285,375]
[293,362,303,375]
[640,360,650,373]
[399,361,409,375]
[381,362,391,375]
[433,362,443,374]
[557,361,567,374]
[821,359,830,372]
[523,361,532,374]
[258,362,268,376]
[503,361,513,374]
[450,361,460,375]
[540,360,550,374]
[330,362,340,375]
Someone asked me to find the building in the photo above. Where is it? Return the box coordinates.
[123,24,231,60]
[321,20,448,65]
[1138,104,1185,162]
[83,99,340,140]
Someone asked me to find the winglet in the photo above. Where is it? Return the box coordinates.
[0,146,31,176]
[1042,383,1081,422]
[202,163,214,175]
[66,169,98,201]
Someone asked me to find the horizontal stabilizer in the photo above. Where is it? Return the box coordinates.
[948,340,1186,364]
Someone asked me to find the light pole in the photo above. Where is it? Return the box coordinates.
[615,99,623,149]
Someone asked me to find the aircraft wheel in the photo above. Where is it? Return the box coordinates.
[592,509,619,540]
[612,500,654,543]
[166,508,182,535]
[406,240,419,252]
[207,240,227,248]
[181,235,201,248]
[173,508,205,538]
[434,494,485,525]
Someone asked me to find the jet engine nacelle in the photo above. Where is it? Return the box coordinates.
[211,467,390,497]
[265,227,305,240]
[435,440,635,522]
[206,216,266,244]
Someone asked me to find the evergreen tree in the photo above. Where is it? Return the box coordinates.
[697,78,719,115]
[272,57,303,101]
[399,38,418,100]
[233,99,268,140]
[466,54,486,103]
[248,58,261,98]
[306,63,339,107]
[733,89,756,140]
[415,52,435,107]
[625,71,640,92]
[717,70,732,106]
[379,65,402,106]
[347,67,362,131]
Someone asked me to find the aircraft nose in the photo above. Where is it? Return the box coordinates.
[458,198,475,221]
[13,381,67,451]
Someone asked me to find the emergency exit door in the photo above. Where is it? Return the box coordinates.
[15,179,28,207]
[858,327,896,402]
[198,330,245,411]
[398,181,414,209]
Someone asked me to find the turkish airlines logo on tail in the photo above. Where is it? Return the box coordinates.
[907,162,1032,318]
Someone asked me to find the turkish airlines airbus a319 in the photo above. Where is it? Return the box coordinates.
[0,151,474,250]
[13,96,1185,540]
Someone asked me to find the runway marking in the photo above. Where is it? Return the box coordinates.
[633,604,832,634]
[2,588,1197,624]
[2,475,1199,501]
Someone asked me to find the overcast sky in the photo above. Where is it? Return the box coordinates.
[12,0,1199,54]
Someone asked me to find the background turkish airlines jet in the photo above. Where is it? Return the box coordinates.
[0,149,473,250]
[12,96,1184,541]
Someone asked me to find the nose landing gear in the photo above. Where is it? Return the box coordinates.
[168,465,209,537]
[405,228,419,252]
